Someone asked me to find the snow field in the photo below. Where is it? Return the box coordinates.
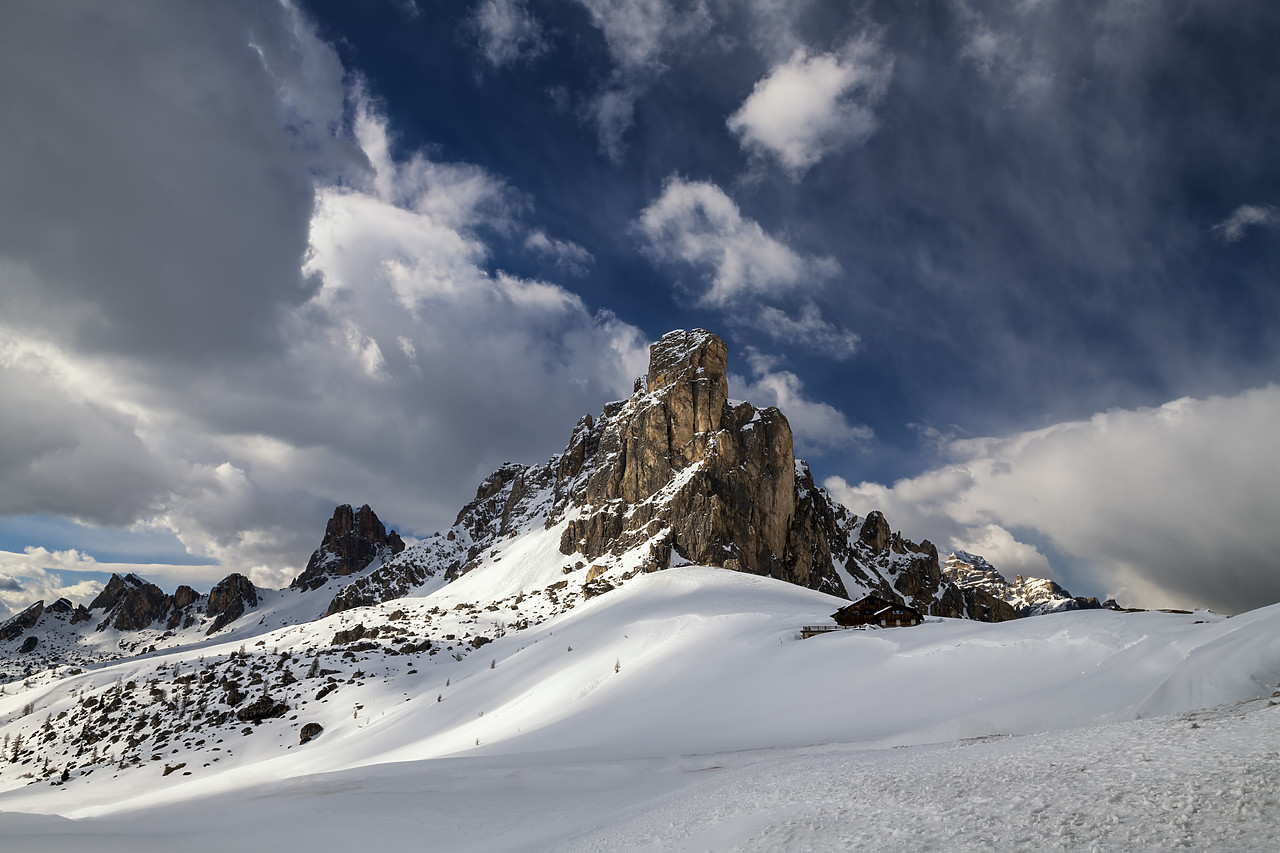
[2,560,1279,850]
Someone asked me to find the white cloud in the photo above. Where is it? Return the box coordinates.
[636,177,855,356]
[733,351,871,454]
[1212,204,1279,243]
[753,303,859,359]
[636,177,838,306]
[472,0,545,68]
[525,231,595,276]
[727,38,893,174]
[824,385,1280,614]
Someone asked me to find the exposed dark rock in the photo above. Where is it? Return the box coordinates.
[45,598,73,615]
[172,585,199,610]
[299,722,324,744]
[291,504,405,592]
[331,624,367,645]
[0,601,44,642]
[206,574,259,636]
[582,579,615,599]
[235,695,289,722]
[470,636,491,649]
[162,762,186,777]
[92,574,171,632]
[19,635,38,653]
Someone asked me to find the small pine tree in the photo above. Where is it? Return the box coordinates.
[437,694,442,702]
[307,656,320,679]
[614,658,621,674]
[490,659,496,670]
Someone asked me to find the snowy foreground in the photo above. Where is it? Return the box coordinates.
[2,567,1279,851]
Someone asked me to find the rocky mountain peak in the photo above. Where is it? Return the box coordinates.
[645,329,727,392]
[291,504,406,591]
[945,551,1104,616]
[205,573,259,635]
[550,328,805,584]
[320,329,1024,623]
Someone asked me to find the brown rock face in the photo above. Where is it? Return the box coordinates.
[0,600,45,642]
[91,573,172,632]
[550,329,833,590]
[206,573,259,635]
[291,504,406,591]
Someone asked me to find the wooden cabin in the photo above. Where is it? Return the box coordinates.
[831,594,924,628]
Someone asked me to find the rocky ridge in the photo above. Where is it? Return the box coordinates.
[944,551,1103,616]
[324,330,1015,622]
[0,570,263,681]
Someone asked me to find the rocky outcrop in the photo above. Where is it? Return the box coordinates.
[324,329,1015,623]
[291,504,405,591]
[91,574,173,632]
[0,601,44,642]
[548,330,841,594]
[206,573,259,635]
[236,695,289,722]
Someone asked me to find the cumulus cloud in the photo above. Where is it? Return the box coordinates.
[472,0,545,68]
[635,177,857,357]
[825,385,1280,614]
[732,351,871,454]
[1212,204,1279,243]
[0,2,654,609]
[727,37,893,174]
[637,177,838,305]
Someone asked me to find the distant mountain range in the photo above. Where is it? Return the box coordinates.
[2,330,1117,684]
[943,550,1115,616]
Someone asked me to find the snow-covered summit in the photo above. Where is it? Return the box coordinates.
[944,551,1105,616]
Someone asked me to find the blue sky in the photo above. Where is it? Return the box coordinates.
[1,0,1278,616]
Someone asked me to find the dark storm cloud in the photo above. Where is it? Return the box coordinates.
[0,0,357,362]
[0,363,171,526]
[0,1,645,591]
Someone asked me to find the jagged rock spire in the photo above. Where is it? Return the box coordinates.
[291,504,406,591]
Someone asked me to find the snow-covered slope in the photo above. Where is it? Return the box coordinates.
[1,561,1278,850]
[2,554,1279,804]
